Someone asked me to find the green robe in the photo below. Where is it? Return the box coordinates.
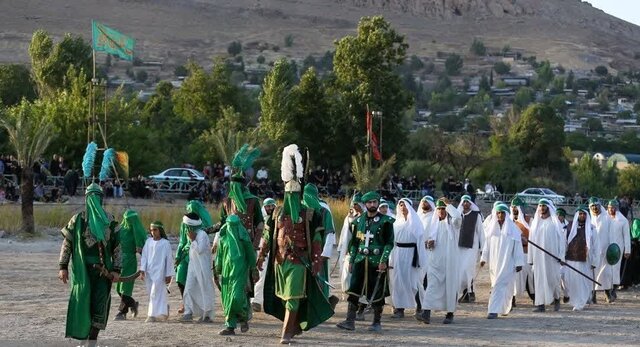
[175,223,190,286]
[60,213,120,340]
[115,224,147,296]
[262,207,334,331]
[347,212,394,303]
[215,223,256,328]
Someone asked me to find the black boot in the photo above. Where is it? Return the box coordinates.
[367,306,383,332]
[418,309,431,324]
[553,298,560,311]
[336,302,357,331]
[511,296,517,308]
[458,289,469,303]
[591,291,598,304]
[391,308,404,318]
[355,304,365,321]
[611,288,617,301]
[532,305,545,312]
[443,312,454,324]
[605,290,612,303]
[469,292,476,303]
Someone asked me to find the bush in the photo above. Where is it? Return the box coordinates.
[135,69,148,83]
[174,65,188,77]
[493,62,511,75]
[272,45,280,52]
[227,41,242,56]
[445,54,463,76]
[133,57,143,66]
[470,38,486,56]
[284,34,294,48]
[257,55,266,64]
[595,65,608,76]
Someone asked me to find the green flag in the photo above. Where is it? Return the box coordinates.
[92,20,135,61]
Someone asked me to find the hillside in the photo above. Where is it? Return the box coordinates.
[2,0,640,71]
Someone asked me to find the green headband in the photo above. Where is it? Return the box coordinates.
[362,191,381,203]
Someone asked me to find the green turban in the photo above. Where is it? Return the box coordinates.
[556,208,567,217]
[607,200,619,208]
[302,183,322,211]
[85,182,110,242]
[435,199,447,209]
[120,209,148,240]
[588,197,600,206]
[461,195,472,202]
[538,198,552,206]
[263,198,276,206]
[576,205,589,213]
[186,200,213,229]
[511,196,525,207]
[495,204,509,213]
[351,192,363,206]
[362,191,381,203]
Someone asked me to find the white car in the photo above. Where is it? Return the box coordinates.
[517,188,565,205]
[149,168,206,182]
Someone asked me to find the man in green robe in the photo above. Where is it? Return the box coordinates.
[302,183,339,307]
[257,144,333,344]
[175,200,213,314]
[58,183,121,342]
[336,191,394,332]
[114,209,147,320]
[215,214,259,335]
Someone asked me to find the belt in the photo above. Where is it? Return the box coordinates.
[395,242,419,268]
[358,247,382,256]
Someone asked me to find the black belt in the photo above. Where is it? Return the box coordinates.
[395,242,419,268]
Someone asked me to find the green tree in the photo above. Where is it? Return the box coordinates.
[351,152,396,192]
[259,58,295,144]
[535,61,554,87]
[445,54,463,75]
[135,69,148,83]
[227,41,242,56]
[513,87,534,111]
[0,64,36,106]
[493,62,511,75]
[470,38,486,56]
[618,164,640,199]
[257,55,266,64]
[594,65,608,76]
[1,99,55,234]
[332,16,412,163]
[566,70,575,90]
[174,65,188,77]
[572,154,608,196]
[509,104,567,171]
[284,34,294,47]
[28,30,92,98]
[479,75,491,93]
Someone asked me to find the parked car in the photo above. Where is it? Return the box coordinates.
[149,168,206,182]
[517,187,565,205]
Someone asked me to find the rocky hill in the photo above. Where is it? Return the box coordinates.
[2,0,640,71]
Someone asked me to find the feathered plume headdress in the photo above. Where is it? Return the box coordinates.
[82,142,98,178]
[231,143,261,180]
[281,144,303,192]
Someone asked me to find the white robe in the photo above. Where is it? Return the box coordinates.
[389,211,427,309]
[564,221,599,311]
[608,212,631,285]
[183,229,216,318]
[338,213,359,293]
[140,237,175,318]
[512,219,534,297]
[592,211,613,290]
[481,220,524,315]
[423,205,462,313]
[417,210,433,305]
[458,211,484,293]
[527,217,565,306]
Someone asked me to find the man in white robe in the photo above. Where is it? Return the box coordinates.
[421,199,462,324]
[606,199,631,301]
[389,198,428,318]
[527,199,565,312]
[563,206,599,311]
[140,221,175,322]
[510,196,534,306]
[590,197,613,303]
[416,195,435,320]
[481,203,524,319]
[379,199,396,219]
[181,212,216,322]
[457,195,484,303]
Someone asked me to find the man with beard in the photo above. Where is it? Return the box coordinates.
[251,198,277,312]
[605,200,631,301]
[415,195,435,320]
[457,195,484,303]
[563,206,599,311]
[511,197,534,306]
[590,197,613,303]
[336,191,394,332]
[481,203,524,319]
[528,199,565,312]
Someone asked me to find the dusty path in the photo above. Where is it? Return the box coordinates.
[0,238,639,346]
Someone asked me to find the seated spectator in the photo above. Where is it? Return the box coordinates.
[256,166,268,183]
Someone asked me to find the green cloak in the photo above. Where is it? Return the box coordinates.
[176,200,213,285]
[215,215,256,328]
[116,210,147,297]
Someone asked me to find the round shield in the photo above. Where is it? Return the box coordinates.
[606,243,621,265]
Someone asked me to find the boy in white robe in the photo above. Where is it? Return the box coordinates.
[180,212,216,322]
[421,198,462,324]
[481,203,524,319]
[140,221,174,322]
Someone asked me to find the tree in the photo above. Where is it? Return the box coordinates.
[227,41,242,56]
[445,54,463,75]
[332,16,412,163]
[284,34,294,48]
[585,117,603,132]
[618,164,640,199]
[174,65,188,77]
[594,65,608,76]
[493,62,511,75]
[509,104,567,171]
[28,30,92,98]
[409,55,424,70]
[513,87,534,111]
[470,38,486,56]
[572,154,609,196]
[259,58,295,144]
[479,75,491,93]
[135,69,148,83]
[0,64,36,106]
[350,152,396,192]
[566,70,575,90]
[257,55,266,64]
[0,99,55,234]
[535,61,554,87]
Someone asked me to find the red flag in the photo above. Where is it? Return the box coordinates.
[366,110,382,161]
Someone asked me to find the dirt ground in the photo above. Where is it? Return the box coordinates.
[1,236,639,347]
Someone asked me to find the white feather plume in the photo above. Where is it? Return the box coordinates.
[281,144,303,182]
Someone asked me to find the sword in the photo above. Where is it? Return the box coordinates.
[527,239,601,286]
[365,270,385,309]
[92,264,141,282]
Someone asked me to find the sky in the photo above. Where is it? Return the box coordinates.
[586,0,640,26]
